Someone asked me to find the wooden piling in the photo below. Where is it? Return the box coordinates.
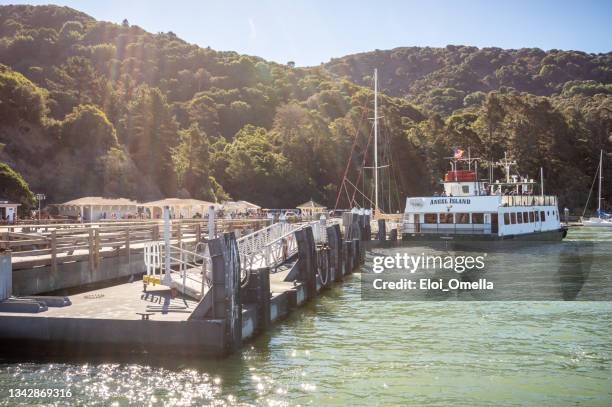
[50,231,57,273]
[242,268,271,334]
[377,219,386,241]
[94,229,101,270]
[208,232,242,353]
[327,224,342,282]
[343,240,353,275]
[296,228,317,299]
[88,229,94,273]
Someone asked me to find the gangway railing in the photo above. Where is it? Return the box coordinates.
[236,219,336,273]
[143,240,211,298]
[144,218,337,294]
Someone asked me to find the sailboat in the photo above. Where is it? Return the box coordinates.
[582,150,612,227]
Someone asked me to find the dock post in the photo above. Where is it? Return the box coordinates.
[296,228,316,299]
[343,240,353,276]
[208,232,242,353]
[327,224,342,282]
[377,219,386,241]
[352,239,361,270]
[88,229,94,273]
[223,232,242,352]
[242,267,271,334]
[94,229,101,269]
[342,212,352,239]
[50,230,57,273]
[318,247,331,289]
[363,215,371,241]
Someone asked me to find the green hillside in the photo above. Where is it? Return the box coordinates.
[0,5,610,211]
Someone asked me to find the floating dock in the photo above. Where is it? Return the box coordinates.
[0,214,393,358]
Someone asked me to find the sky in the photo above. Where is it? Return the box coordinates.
[3,0,611,66]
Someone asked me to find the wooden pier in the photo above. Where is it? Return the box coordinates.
[0,218,269,295]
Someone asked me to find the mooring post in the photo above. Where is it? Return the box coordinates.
[377,219,386,241]
[94,229,101,269]
[342,212,352,240]
[50,230,57,273]
[352,239,361,270]
[327,224,342,282]
[318,247,331,289]
[343,240,353,275]
[242,268,271,334]
[296,228,316,299]
[208,233,242,353]
[389,227,398,241]
[364,218,372,241]
[223,232,242,351]
[88,229,94,273]
[305,226,318,295]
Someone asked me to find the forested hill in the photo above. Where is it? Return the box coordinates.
[0,5,610,213]
[325,46,612,115]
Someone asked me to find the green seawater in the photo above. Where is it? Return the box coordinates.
[1,228,611,406]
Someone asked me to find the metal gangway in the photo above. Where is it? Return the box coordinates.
[236,219,332,272]
[143,209,335,299]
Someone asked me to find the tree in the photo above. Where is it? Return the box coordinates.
[0,64,47,124]
[0,162,35,211]
[172,123,212,199]
[60,104,118,156]
[125,85,179,196]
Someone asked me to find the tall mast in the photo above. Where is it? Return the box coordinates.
[598,149,603,213]
[374,68,379,214]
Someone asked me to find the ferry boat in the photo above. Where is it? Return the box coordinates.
[402,152,568,241]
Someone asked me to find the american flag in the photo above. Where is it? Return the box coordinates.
[453,148,464,159]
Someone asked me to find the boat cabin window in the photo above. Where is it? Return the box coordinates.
[456,213,469,224]
[517,212,523,224]
[462,185,470,194]
[511,213,517,224]
[472,213,484,224]
[439,213,453,224]
[523,211,529,223]
[504,213,510,225]
[529,212,535,222]
[535,211,540,222]
[541,211,546,221]
[424,213,437,224]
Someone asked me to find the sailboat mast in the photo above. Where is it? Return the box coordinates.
[374,68,379,214]
[598,149,603,213]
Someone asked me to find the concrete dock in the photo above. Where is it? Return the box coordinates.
[0,214,387,358]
